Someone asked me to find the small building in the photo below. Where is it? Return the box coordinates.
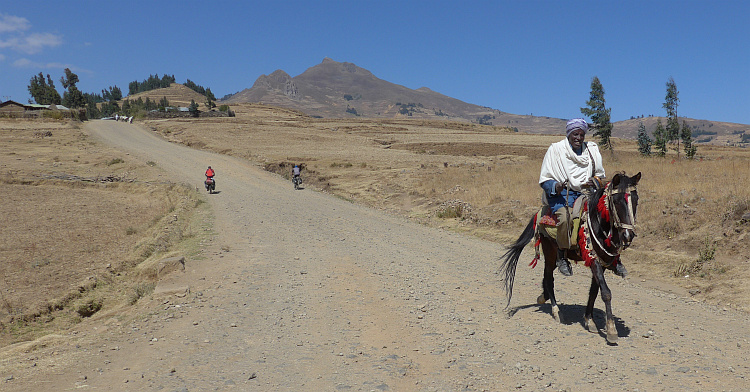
[0,100,74,118]
[0,100,28,114]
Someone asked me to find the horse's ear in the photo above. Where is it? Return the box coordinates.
[631,172,642,186]
[611,173,622,187]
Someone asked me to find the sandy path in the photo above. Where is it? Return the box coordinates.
[2,120,749,391]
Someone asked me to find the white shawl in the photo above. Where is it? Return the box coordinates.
[539,139,605,191]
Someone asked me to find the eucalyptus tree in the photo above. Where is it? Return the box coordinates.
[581,76,613,151]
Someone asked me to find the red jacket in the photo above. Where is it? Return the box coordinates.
[205,168,215,178]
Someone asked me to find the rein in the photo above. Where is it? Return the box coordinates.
[584,182,637,265]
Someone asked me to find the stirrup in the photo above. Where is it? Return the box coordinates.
[556,250,572,276]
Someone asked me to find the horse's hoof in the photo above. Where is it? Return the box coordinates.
[537,294,547,304]
[552,305,562,323]
[606,320,619,343]
[584,318,598,333]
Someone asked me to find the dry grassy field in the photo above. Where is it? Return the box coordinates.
[0,118,208,346]
[2,105,749,347]
[145,103,750,312]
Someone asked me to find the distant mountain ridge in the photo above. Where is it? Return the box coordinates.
[223,58,567,134]
[221,57,750,145]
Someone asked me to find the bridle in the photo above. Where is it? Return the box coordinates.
[607,183,637,234]
[588,181,638,259]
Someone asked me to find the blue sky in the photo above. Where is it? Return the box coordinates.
[1,1,748,124]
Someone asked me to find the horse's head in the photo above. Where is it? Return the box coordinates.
[607,172,641,248]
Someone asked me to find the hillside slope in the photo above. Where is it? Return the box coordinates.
[124,83,206,107]
[613,116,750,146]
[223,57,567,133]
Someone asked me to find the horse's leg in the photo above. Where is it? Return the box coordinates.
[584,276,599,333]
[591,262,618,343]
[540,237,562,323]
[536,237,550,304]
[537,237,550,304]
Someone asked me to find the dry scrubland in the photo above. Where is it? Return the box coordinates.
[145,103,750,312]
[0,118,210,346]
[2,104,749,348]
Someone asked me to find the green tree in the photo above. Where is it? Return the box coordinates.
[59,68,86,108]
[189,99,200,117]
[59,68,79,90]
[27,72,62,105]
[580,76,613,151]
[663,77,680,156]
[86,100,101,119]
[653,119,668,157]
[82,92,104,118]
[145,97,156,111]
[102,86,122,101]
[62,87,86,108]
[636,122,652,156]
[100,101,120,117]
[681,120,697,159]
[122,99,132,116]
[43,74,61,104]
[158,96,169,111]
[204,88,216,110]
[128,74,175,95]
[185,79,206,95]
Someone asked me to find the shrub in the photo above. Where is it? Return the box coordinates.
[436,200,472,219]
[42,111,65,120]
[77,298,103,317]
[129,282,156,305]
[437,206,463,219]
[697,237,716,263]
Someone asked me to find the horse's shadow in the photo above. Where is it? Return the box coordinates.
[507,303,631,342]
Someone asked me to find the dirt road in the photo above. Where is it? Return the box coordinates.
[3,120,749,391]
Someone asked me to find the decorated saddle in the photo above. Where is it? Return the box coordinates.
[528,192,591,268]
[534,192,587,245]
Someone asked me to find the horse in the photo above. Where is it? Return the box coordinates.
[499,172,641,344]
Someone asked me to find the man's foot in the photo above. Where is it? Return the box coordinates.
[556,249,572,276]
[614,262,628,278]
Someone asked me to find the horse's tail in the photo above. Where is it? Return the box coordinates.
[499,215,536,307]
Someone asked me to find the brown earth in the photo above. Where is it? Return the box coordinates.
[0,119,206,348]
[0,112,749,391]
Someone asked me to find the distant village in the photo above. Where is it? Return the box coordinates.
[0,100,74,117]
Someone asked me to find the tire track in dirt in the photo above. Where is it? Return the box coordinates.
[2,120,748,391]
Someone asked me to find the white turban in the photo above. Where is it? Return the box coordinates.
[566,118,589,136]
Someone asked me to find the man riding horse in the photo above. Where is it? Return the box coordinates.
[539,118,627,277]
